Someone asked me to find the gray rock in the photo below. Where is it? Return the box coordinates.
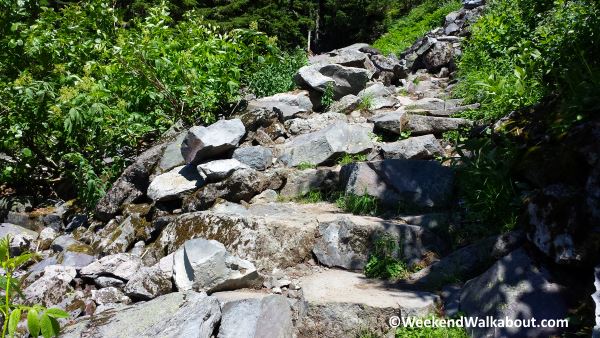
[280,121,373,167]
[38,227,59,250]
[422,41,454,72]
[0,222,38,239]
[381,134,444,160]
[218,295,294,338]
[405,114,472,135]
[91,287,130,305]
[463,0,484,9]
[295,64,370,99]
[59,251,95,270]
[358,83,395,98]
[62,291,221,338]
[278,167,340,198]
[284,112,347,135]
[248,91,313,121]
[24,265,76,307]
[370,110,406,134]
[172,238,260,293]
[232,146,273,171]
[51,234,81,252]
[156,131,187,174]
[95,276,125,289]
[124,254,173,300]
[340,159,454,209]
[181,119,246,164]
[313,215,445,269]
[407,231,525,289]
[460,248,567,337]
[80,253,142,281]
[250,189,279,204]
[147,165,204,201]
[95,143,166,221]
[370,54,408,82]
[197,159,249,181]
[328,94,362,114]
[370,96,397,110]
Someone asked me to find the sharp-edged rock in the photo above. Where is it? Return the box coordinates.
[24,265,77,307]
[197,159,249,182]
[327,94,362,114]
[381,134,444,160]
[147,165,204,201]
[232,146,273,171]
[124,254,173,300]
[181,119,246,164]
[218,295,294,338]
[80,253,142,282]
[247,90,313,121]
[295,64,370,99]
[405,114,472,135]
[284,112,347,135]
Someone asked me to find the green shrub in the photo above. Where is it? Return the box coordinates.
[321,82,335,110]
[296,162,317,170]
[337,153,368,166]
[373,0,462,56]
[245,48,307,97]
[336,193,380,215]
[0,1,299,208]
[364,233,408,280]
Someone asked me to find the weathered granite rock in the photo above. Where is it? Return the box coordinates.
[124,254,173,300]
[279,121,373,167]
[232,146,273,171]
[460,248,567,337]
[172,238,260,293]
[284,112,347,135]
[247,90,313,121]
[24,265,77,307]
[278,167,340,198]
[80,253,142,281]
[62,291,221,338]
[147,165,204,201]
[381,134,444,160]
[218,295,294,338]
[404,114,472,135]
[295,64,370,99]
[91,287,130,305]
[328,94,362,114]
[156,131,187,174]
[197,159,249,182]
[181,119,246,164]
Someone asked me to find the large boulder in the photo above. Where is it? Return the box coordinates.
[460,248,567,337]
[218,295,294,338]
[313,215,445,269]
[95,143,166,221]
[278,167,340,198]
[181,119,246,164]
[147,165,204,201]
[172,238,260,293]
[381,134,444,160]
[370,111,407,134]
[295,64,370,99]
[340,159,454,209]
[80,253,142,282]
[279,121,373,167]
[232,146,273,171]
[247,91,313,121]
[62,291,221,338]
[422,41,455,72]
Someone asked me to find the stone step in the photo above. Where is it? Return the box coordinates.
[299,269,438,337]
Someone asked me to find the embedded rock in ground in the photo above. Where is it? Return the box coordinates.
[381,134,444,160]
[249,189,278,204]
[91,287,130,305]
[95,214,154,255]
[279,121,373,167]
[285,112,347,135]
[62,291,221,338]
[460,248,567,337]
[156,203,339,271]
[370,96,397,110]
[370,110,406,134]
[197,159,249,182]
[155,131,187,174]
[278,167,340,198]
[299,269,438,338]
[404,114,471,135]
[295,64,370,99]
[313,214,445,269]
[59,251,96,270]
[182,168,284,211]
[247,90,313,121]
[218,295,294,338]
[328,94,362,114]
[80,253,142,281]
[358,82,396,99]
[147,165,204,201]
[172,238,260,293]
[24,265,77,307]
[124,254,173,300]
[340,159,454,209]
[95,143,165,221]
[406,231,525,290]
[232,146,273,171]
[181,119,246,164]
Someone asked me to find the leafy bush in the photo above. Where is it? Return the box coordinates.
[373,0,461,55]
[0,1,299,207]
[245,48,307,97]
[0,236,69,338]
[364,233,408,279]
[336,193,380,215]
[455,0,600,122]
[320,82,335,110]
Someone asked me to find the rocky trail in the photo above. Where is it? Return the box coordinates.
[0,2,573,337]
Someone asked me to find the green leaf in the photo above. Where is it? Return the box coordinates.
[8,308,22,337]
[40,313,57,338]
[27,308,40,338]
[21,148,33,158]
[45,308,69,319]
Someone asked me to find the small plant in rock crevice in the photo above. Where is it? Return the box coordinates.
[0,236,69,338]
[357,94,374,112]
[364,233,408,280]
[296,162,317,170]
[337,153,368,166]
[336,193,380,216]
[321,82,335,110]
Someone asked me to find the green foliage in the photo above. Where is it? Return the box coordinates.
[450,136,521,246]
[0,0,296,207]
[295,189,325,204]
[357,94,373,112]
[455,0,600,122]
[399,130,413,140]
[337,153,367,166]
[296,162,317,170]
[364,233,408,280]
[245,48,307,97]
[336,193,380,215]
[321,82,335,110]
[373,0,462,55]
[0,236,69,338]
[395,315,469,338]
